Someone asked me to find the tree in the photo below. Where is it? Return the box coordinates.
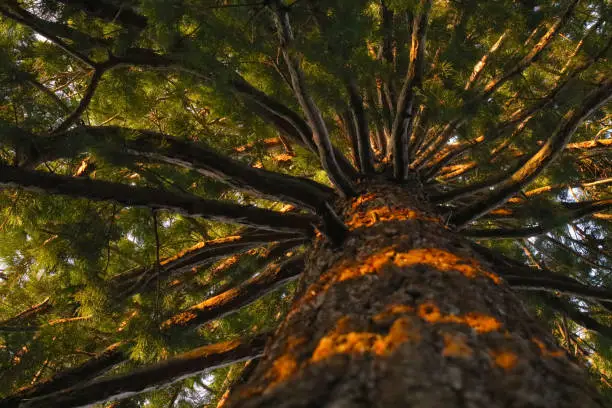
[0,0,611,406]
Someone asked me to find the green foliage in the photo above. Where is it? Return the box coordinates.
[0,0,610,406]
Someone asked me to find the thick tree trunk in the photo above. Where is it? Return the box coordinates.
[224,181,601,408]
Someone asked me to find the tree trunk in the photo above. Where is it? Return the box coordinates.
[224,181,602,408]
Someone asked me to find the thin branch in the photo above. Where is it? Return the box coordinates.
[111,232,302,299]
[19,334,269,408]
[53,0,147,30]
[506,276,612,303]
[50,66,109,134]
[347,80,375,174]
[464,30,508,91]
[0,164,318,234]
[390,0,431,180]
[543,295,612,340]
[449,78,612,228]
[0,4,95,67]
[0,297,51,327]
[273,4,356,196]
[463,199,612,239]
[416,0,581,168]
[481,0,580,96]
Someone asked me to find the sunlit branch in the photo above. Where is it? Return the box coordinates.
[0,164,318,234]
[507,177,612,204]
[161,255,304,331]
[0,297,51,327]
[462,199,612,239]
[564,138,612,152]
[273,4,356,196]
[111,232,304,299]
[449,78,612,228]
[481,0,580,96]
[417,0,581,168]
[464,31,508,91]
[19,334,269,408]
[390,0,431,180]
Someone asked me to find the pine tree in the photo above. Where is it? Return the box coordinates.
[0,0,611,407]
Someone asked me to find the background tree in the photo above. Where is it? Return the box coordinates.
[0,0,610,407]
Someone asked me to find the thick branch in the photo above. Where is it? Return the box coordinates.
[161,255,304,331]
[20,334,269,408]
[33,126,335,211]
[390,0,431,180]
[470,243,612,312]
[0,164,318,234]
[450,78,612,228]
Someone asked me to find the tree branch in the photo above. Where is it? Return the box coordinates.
[112,232,304,299]
[0,164,318,234]
[464,30,508,91]
[415,0,580,169]
[507,276,612,303]
[0,4,95,67]
[161,254,304,331]
[53,0,147,30]
[482,0,580,96]
[463,199,612,239]
[50,66,109,134]
[20,334,269,408]
[449,78,612,228]
[272,4,356,196]
[347,80,375,174]
[542,295,612,340]
[0,342,125,408]
[0,297,51,327]
[390,0,431,180]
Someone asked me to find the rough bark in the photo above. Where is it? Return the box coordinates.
[224,182,602,408]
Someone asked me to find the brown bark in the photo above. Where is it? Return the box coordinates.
[224,182,601,408]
